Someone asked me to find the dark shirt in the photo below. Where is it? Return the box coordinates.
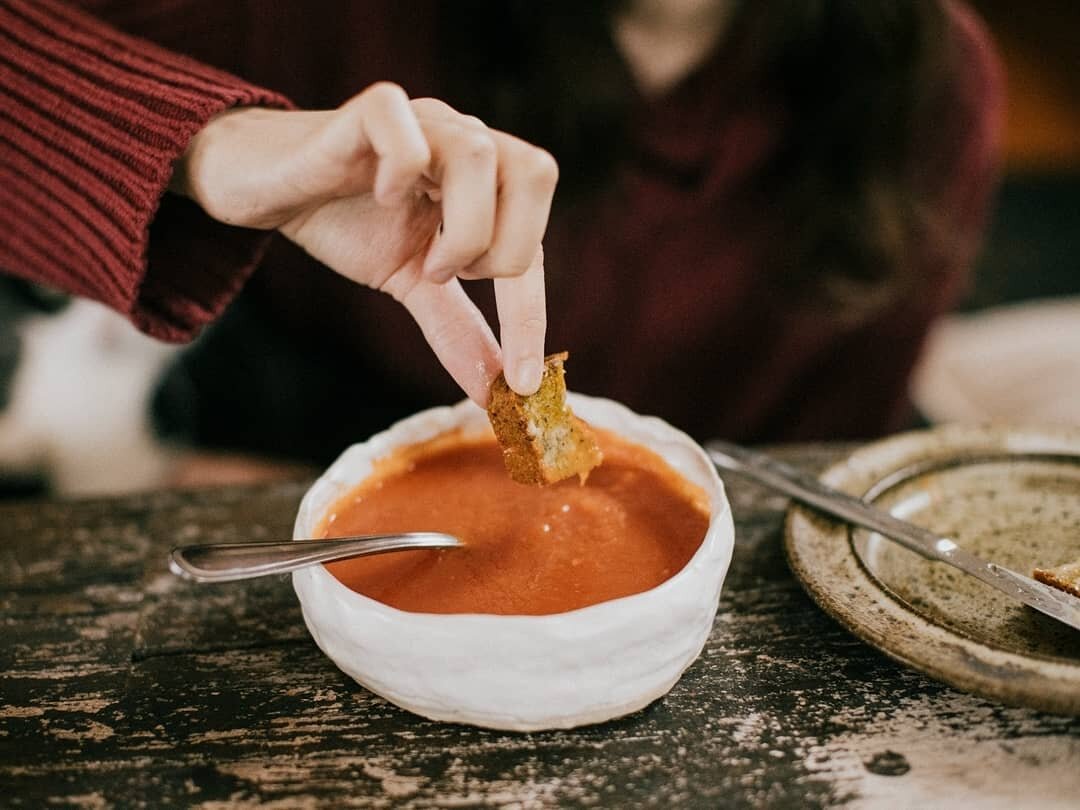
[0,0,1002,460]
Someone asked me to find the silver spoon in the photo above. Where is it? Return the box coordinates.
[706,440,1080,632]
[169,532,462,583]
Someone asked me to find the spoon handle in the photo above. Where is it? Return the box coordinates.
[169,533,461,583]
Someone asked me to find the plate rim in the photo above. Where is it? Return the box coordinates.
[783,422,1080,715]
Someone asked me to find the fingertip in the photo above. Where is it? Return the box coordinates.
[422,242,459,283]
[374,160,425,207]
[374,181,408,207]
[468,386,490,410]
[463,355,498,408]
[506,356,542,397]
[371,131,430,205]
[421,258,457,284]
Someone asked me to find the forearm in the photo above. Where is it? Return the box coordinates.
[0,0,291,342]
[3,1,553,400]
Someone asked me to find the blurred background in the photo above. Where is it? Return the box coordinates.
[910,0,1080,426]
[965,0,1079,306]
[0,1,1076,497]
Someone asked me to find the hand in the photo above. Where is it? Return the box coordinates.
[171,83,558,403]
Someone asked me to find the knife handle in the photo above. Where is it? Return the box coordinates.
[705,440,952,562]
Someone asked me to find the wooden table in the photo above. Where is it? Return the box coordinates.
[4,446,1079,808]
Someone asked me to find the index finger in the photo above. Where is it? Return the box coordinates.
[494,246,547,396]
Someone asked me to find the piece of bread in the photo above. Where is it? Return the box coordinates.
[1033,560,1080,598]
[487,352,603,486]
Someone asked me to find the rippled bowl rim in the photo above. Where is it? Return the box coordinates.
[292,394,733,730]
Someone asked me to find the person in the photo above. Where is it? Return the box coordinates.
[0,0,1002,474]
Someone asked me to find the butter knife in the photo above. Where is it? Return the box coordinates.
[706,440,1080,632]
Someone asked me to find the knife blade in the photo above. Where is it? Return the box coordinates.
[706,439,1080,632]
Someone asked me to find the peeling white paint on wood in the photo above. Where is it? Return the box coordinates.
[804,693,1080,809]
[52,792,109,810]
[0,706,44,718]
[52,698,115,714]
[2,462,1079,808]
[49,719,116,742]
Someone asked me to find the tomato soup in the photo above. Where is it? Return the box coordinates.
[317,429,710,615]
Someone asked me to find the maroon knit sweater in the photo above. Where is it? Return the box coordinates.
[0,0,1002,450]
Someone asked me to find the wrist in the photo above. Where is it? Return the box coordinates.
[168,107,256,201]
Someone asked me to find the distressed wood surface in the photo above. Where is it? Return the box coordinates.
[3,445,1080,809]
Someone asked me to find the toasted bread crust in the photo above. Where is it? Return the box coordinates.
[487,352,603,486]
[1034,561,1080,598]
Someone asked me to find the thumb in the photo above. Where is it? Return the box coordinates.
[303,83,432,205]
[398,277,501,407]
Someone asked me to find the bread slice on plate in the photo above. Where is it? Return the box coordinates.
[1034,560,1080,598]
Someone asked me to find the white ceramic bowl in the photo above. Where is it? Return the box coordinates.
[292,394,734,731]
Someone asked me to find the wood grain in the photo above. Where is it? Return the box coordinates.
[3,449,1079,808]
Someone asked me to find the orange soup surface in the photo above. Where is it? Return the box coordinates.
[318,429,710,615]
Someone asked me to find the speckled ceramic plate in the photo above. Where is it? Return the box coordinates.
[785,424,1080,714]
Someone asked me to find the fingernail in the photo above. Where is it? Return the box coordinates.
[509,358,542,396]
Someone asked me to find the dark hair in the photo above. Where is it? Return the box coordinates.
[732,1,950,316]
[439,0,950,317]
[437,1,626,195]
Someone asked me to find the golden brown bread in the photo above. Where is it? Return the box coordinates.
[487,352,603,486]
[1033,560,1080,598]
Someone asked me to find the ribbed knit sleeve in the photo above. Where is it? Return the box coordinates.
[0,0,293,342]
